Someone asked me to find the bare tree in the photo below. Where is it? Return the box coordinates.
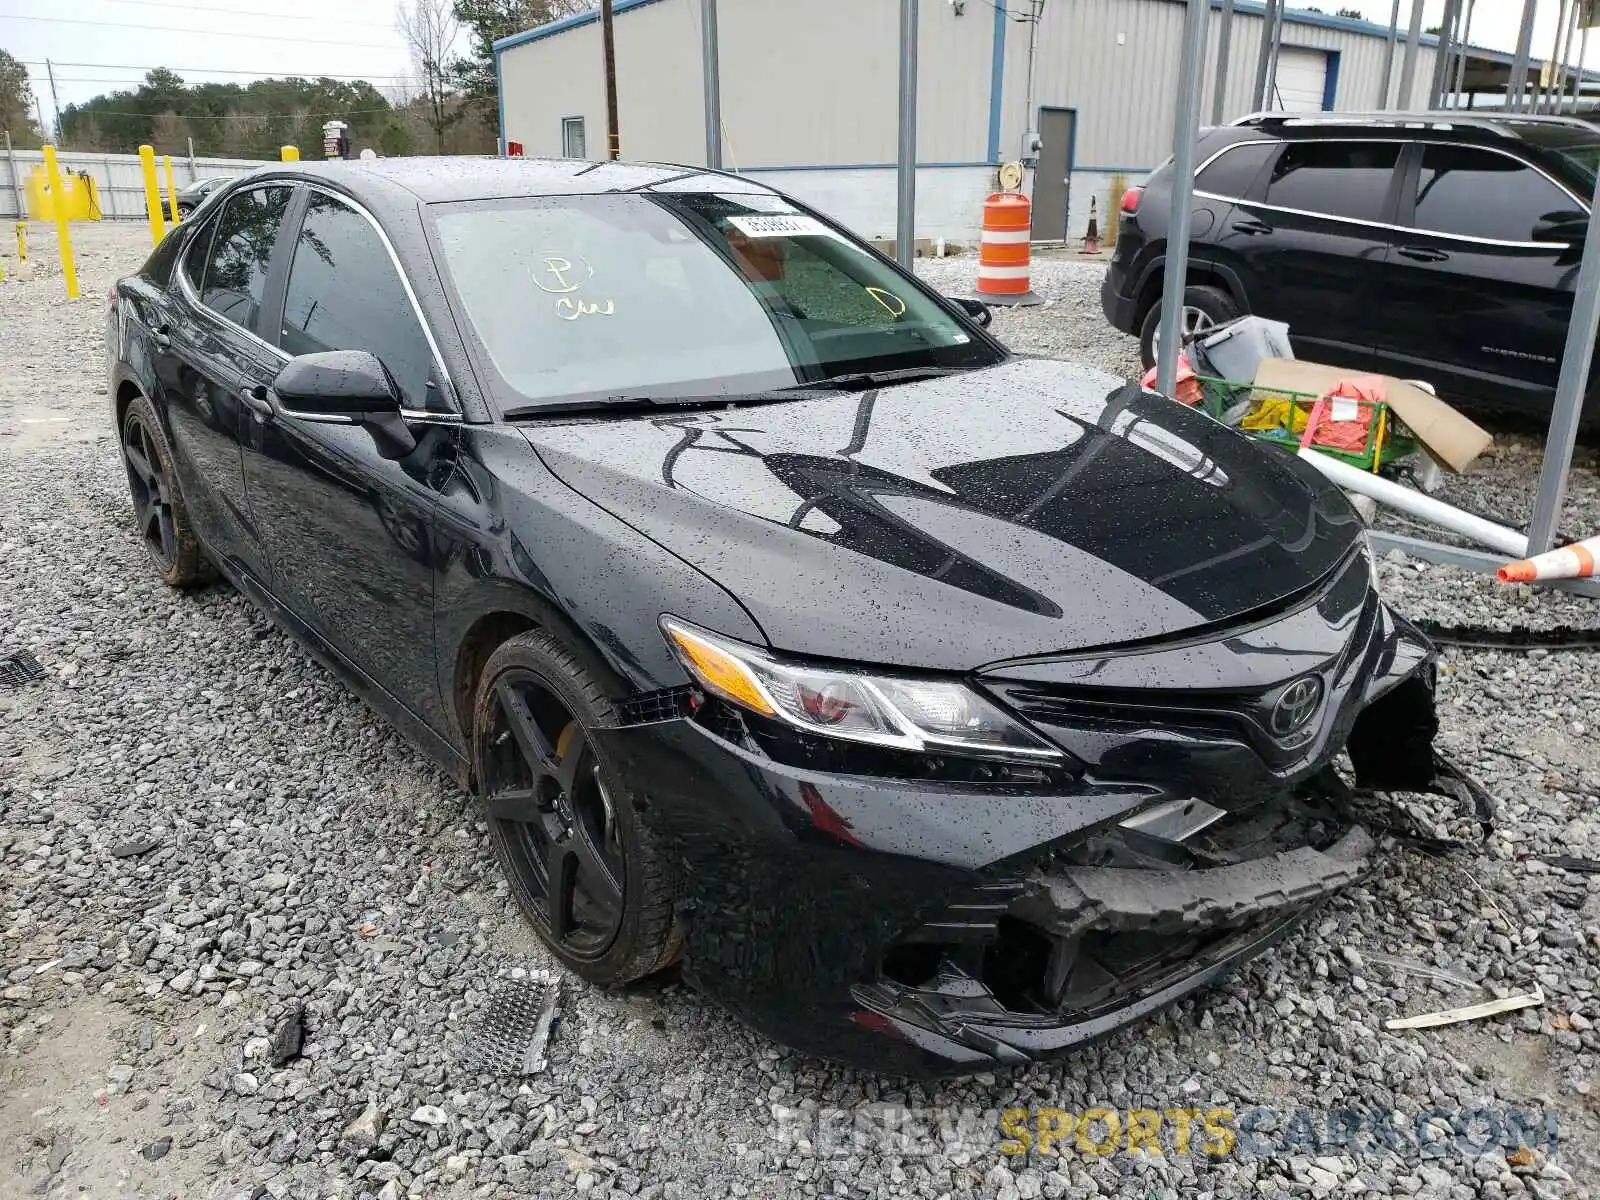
[397,0,459,153]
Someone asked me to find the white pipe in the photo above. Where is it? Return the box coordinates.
[1295,449,1528,558]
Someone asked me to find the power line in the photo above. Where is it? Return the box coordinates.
[0,14,399,48]
[21,60,412,79]
[74,0,391,26]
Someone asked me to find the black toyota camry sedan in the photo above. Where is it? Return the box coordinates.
[107,158,1476,1075]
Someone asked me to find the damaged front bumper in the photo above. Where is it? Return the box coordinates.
[597,556,1491,1075]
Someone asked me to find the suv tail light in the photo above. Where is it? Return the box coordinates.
[1120,187,1143,215]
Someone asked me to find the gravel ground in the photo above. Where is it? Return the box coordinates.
[2,223,1599,1200]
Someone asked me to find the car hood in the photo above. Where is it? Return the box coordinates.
[519,358,1364,671]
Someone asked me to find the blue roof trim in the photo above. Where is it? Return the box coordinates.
[986,0,1007,163]
[494,45,506,154]
[495,0,668,53]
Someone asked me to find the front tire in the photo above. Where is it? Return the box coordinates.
[120,393,214,588]
[471,628,680,985]
[1137,284,1241,369]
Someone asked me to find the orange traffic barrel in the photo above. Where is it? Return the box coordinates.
[975,192,1041,306]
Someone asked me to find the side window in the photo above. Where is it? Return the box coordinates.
[279,193,437,412]
[1262,141,1401,222]
[1196,142,1276,200]
[179,212,217,292]
[1409,144,1579,243]
[199,186,292,330]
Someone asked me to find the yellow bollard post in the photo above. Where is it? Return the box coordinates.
[15,221,25,260]
[138,144,165,246]
[280,145,300,162]
[41,145,79,300]
[162,155,180,224]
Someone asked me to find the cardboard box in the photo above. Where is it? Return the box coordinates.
[1252,358,1492,473]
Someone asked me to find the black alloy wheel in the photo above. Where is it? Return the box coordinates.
[473,630,679,983]
[121,395,212,587]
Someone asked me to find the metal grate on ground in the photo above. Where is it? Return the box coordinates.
[461,974,561,1077]
[0,650,47,689]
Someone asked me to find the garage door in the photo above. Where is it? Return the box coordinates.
[1274,47,1329,111]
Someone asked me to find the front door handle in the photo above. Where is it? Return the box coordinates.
[1231,217,1272,235]
[240,384,275,420]
[1396,245,1450,263]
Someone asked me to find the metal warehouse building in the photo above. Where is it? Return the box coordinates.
[494,0,1441,245]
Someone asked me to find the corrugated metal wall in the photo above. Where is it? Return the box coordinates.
[498,0,1439,172]
[0,149,271,221]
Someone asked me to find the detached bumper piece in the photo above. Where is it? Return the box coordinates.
[855,783,1377,1066]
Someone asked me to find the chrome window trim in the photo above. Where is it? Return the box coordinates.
[1192,136,1586,250]
[299,182,461,414]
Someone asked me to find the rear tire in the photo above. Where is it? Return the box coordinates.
[471,627,680,986]
[120,393,214,588]
[1137,284,1241,369]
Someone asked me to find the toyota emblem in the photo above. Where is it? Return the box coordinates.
[1269,676,1324,738]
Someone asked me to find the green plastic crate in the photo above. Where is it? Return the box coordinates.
[1194,374,1418,472]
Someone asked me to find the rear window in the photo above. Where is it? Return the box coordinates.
[1196,142,1276,199]
[1263,141,1401,222]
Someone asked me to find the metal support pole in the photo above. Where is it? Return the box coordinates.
[700,0,722,169]
[1509,0,1539,112]
[1574,25,1592,111]
[1211,0,1235,125]
[600,0,621,159]
[1429,0,1462,108]
[1265,6,1284,109]
[1539,0,1569,112]
[1555,0,1580,110]
[3,131,22,220]
[895,0,919,269]
[1021,0,1041,160]
[1450,0,1475,108]
[1252,0,1282,111]
[1156,0,1210,399]
[1527,191,1600,553]
[1377,0,1402,108]
[1397,0,1425,109]
[186,134,196,182]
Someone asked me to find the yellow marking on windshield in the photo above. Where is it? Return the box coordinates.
[866,287,907,318]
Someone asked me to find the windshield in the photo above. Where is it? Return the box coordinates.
[431,193,1001,409]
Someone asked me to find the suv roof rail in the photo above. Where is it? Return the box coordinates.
[1230,111,1595,138]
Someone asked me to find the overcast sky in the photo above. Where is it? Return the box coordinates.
[0,0,1591,135]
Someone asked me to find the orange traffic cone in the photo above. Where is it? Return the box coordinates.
[1498,534,1600,582]
[1080,196,1100,255]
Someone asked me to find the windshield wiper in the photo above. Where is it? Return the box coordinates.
[502,388,833,420]
[803,366,972,391]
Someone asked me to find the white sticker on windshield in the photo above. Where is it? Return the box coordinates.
[727,213,836,239]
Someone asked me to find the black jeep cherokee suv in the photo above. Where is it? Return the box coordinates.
[1102,113,1600,418]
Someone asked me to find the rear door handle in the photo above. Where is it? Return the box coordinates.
[1396,245,1450,263]
[1231,217,1272,235]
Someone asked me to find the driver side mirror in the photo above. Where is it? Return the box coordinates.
[1532,210,1588,245]
[271,350,417,459]
[948,296,994,328]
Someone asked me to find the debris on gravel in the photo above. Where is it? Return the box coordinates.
[2,224,1598,1199]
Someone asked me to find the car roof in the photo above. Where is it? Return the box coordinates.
[240,156,782,206]
[1227,110,1600,145]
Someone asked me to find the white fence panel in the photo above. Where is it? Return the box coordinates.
[0,148,273,221]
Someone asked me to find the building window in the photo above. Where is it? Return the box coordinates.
[562,117,587,160]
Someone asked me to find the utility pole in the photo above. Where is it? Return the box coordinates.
[45,59,63,145]
[600,0,620,159]
[700,0,721,169]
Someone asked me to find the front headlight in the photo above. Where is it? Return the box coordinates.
[661,618,1065,763]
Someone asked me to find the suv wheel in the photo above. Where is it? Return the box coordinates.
[471,628,681,985]
[1138,285,1241,369]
